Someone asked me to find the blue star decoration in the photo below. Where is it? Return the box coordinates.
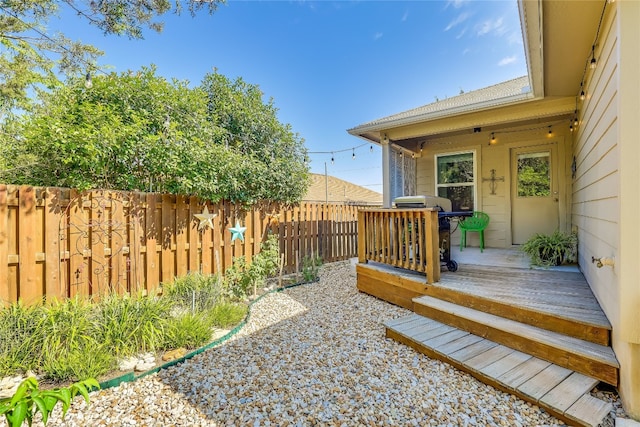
[229,221,247,242]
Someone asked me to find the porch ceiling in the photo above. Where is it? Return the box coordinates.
[537,0,605,97]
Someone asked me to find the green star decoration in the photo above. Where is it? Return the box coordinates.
[229,221,247,242]
[194,205,217,231]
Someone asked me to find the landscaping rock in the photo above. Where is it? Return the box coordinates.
[162,348,187,362]
[33,261,627,427]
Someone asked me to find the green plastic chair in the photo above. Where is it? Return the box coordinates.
[459,211,490,252]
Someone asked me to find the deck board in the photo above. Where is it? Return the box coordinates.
[436,265,611,329]
[384,315,613,427]
[480,350,532,379]
[437,333,483,355]
[518,364,573,401]
[496,357,551,389]
[465,344,515,371]
[539,372,599,412]
[565,394,613,427]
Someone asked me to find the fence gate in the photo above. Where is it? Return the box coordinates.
[60,191,137,298]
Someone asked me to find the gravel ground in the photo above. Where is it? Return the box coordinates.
[15,261,626,426]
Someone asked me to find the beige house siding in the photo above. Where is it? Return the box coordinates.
[573,2,640,417]
[415,123,571,249]
[572,3,619,324]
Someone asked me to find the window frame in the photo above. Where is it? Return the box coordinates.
[434,150,477,212]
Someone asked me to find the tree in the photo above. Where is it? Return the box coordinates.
[2,66,309,204]
[0,0,224,111]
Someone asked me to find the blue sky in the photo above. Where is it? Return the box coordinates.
[58,0,527,193]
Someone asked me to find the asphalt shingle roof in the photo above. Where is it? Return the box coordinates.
[349,76,531,134]
[303,173,382,205]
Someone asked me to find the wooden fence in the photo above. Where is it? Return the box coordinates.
[0,185,365,304]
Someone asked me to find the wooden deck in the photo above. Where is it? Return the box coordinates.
[356,254,618,427]
[386,315,612,427]
[428,264,612,345]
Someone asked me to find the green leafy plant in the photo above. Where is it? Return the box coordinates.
[0,302,41,376]
[207,303,248,329]
[0,377,99,426]
[223,234,280,299]
[162,272,222,313]
[521,230,578,267]
[164,313,214,349]
[96,293,173,357]
[29,298,112,382]
[301,255,323,283]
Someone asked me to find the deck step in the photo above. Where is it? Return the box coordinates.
[425,275,612,346]
[413,295,619,386]
[385,314,612,427]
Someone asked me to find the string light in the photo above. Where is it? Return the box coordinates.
[307,142,373,165]
[576,0,609,106]
[84,72,93,88]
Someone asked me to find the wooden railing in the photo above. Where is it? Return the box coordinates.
[357,208,440,283]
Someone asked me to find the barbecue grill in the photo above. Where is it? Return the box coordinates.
[393,195,471,272]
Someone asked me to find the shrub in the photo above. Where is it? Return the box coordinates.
[301,255,323,283]
[223,234,281,299]
[29,298,111,382]
[207,303,248,329]
[164,313,214,349]
[0,302,42,376]
[163,272,222,313]
[96,293,173,357]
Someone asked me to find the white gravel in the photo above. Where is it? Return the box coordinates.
[13,261,625,426]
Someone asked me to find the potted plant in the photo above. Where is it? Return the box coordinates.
[521,230,578,267]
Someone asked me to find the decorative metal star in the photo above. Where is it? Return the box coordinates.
[229,221,247,242]
[194,205,217,231]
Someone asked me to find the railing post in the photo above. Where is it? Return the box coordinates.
[424,209,440,284]
[358,210,366,264]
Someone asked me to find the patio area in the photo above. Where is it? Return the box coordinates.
[43,260,620,426]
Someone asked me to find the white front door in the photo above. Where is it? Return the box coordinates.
[511,144,559,244]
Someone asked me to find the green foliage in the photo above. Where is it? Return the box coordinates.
[207,303,248,329]
[29,298,113,382]
[0,302,41,375]
[223,234,281,298]
[162,272,222,313]
[521,230,578,267]
[0,377,99,426]
[301,255,323,283]
[164,313,214,350]
[96,293,173,358]
[517,155,551,197]
[2,68,309,204]
[0,0,222,112]
[222,256,252,300]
